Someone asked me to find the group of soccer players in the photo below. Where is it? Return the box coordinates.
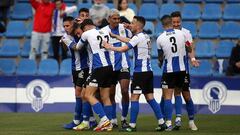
[60,7,199,132]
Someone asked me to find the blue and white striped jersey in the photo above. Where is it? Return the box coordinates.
[76,28,112,70]
[101,24,131,71]
[61,33,88,71]
[126,32,152,72]
[157,29,188,73]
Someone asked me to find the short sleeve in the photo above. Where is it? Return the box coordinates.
[76,32,87,49]
[127,35,139,49]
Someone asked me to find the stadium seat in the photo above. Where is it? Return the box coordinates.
[227,0,240,3]
[142,0,156,3]
[151,40,158,58]
[182,21,197,38]
[64,0,76,3]
[128,3,137,14]
[77,3,92,10]
[154,21,164,37]
[204,0,223,3]
[59,58,71,75]
[195,40,215,58]
[144,21,155,37]
[5,21,26,38]
[198,22,219,39]
[184,0,202,3]
[0,39,21,57]
[202,4,222,20]
[25,22,32,38]
[151,59,162,76]
[21,39,31,57]
[138,3,159,20]
[190,59,213,76]
[220,21,240,39]
[223,4,240,20]
[17,0,29,3]
[0,59,16,75]
[182,4,201,21]
[106,3,115,9]
[10,3,32,20]
[159,4,180,18]
[38,59,59,76]
[215,40,235,58]
[16,59,37,75]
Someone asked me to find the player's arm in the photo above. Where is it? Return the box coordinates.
[110,32,130,43]
[103,42,129,52]
[61,35,79,51]
[158,49,164,68]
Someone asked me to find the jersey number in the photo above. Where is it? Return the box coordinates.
[170,37,177,53]
[97,35,109,49]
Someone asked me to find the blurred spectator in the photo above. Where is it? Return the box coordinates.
[51,0,77,62]
[78,8,90,21]
[118,0,135,22]
[29,0,59,60]
[90,0,109,28]
[226,40,240,76]
[0,0,14,25]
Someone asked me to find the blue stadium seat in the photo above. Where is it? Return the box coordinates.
[21,39,31,57]
[204,0,223,3]
[151,41,158,58]
[142,0,156,3]
[159,4,180,18]
[182,4,201,21]
[128,3,137,14]
[16,59,37,75]
[10,3,32,20]
[223,4,240,20]
[198,22,219,39]
[17,0,29,3]
[138,3,159,20]
[25,22,32,38]
[154,21,164,37]
[59,58,71,75]
[64,0,77,3]
[227,0,240,3]
[184,0,202,3]
[0,59,16,75]
[151,59,162,76]
[77,3,92,10]
[144,21,155,37]
[190,60,213,76]
[215,40,235,58]
[182,21,197,38]
[0,39,21,57]
[5,21,26,38]
[106,3,115,9]
[220,21,240,39]
[202,4,222,20]
[38,59,59,76]
[195,40,215,58]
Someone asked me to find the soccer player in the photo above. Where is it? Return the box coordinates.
[170,11,199,131]
[157,15,192,131]
[101,9,131,128]
[70,19,114,131]
[104,16,166,132]
[61,16,89,129]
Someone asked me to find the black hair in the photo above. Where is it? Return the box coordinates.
[160,15,172,27]
[171,11,182,18]
[133,16,146,28]
[63,16,74,22]
[78,8,89,14]
[80,19,94,30]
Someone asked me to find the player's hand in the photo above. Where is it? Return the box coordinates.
[74,18,83,24]
[123,23,131,29]
[103,41,111,50]
[109,32,117,38]
[191,58,200,67]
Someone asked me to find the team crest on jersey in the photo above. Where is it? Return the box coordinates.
[26,80,50,112]
[203,81,227,114]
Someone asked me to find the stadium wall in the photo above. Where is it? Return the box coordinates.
[0,76,239,114]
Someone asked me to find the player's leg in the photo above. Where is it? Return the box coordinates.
[159,96,165,118]
[118,70,130,128]
[110,71,118,127]
[173,88,182,130]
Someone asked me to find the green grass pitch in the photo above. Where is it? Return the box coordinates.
[0,113,240,135]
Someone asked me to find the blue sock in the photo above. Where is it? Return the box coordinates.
[160,96,165,118]
[112,103,117,119]
[82,101,91,121]
[92,102,106,118]
[74,98,82,121]
[164,99,173,121]
[148,99,164,119]
[186,99,195,120]
[130,101,139,124]
[122,102,129,118]
[104,105,113,120]
[175,96,182,117]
